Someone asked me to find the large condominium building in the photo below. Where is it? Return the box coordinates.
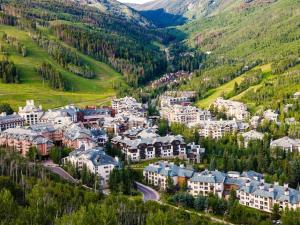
[143,161,194,190]
[160,105,211,126]
[188,170,226,198]
[62,124,96,150]
[263,109,279,122]
[111,96,146,117]
[270,136,300,153]
[187,169,300,213]
[40,105,78,126]
[241,130,264,147]
[77,107,112,126]
[237,180,300,212]
[0,127,53,156]
[160,91,196,108]
[213,98,250,121]
[18,100,44,125]
[30,123,64,143]
[112,134,187,162]
[0,112,25,131]
[186,142,205,164]
[199,119,248,139]
[63,147,119,188]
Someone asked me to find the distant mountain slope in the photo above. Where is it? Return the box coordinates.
[178,0,300,109]
[128,0,277,27]
[68,0,152,26]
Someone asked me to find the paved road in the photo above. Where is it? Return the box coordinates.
[43,161,78,184]
[136,182,160,202]
[136,182,232,224]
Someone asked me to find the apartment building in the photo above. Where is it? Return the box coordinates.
[160,104,211,126]
[62,124,96,150]
[0,127,53,156]
[30,123,64,143]
[143,161,194,190]
[0,112,25,131]
[186,142,205,164]
[40,105,78,126]
[237,181,300,212]
[270,136,300,152]
[213,98,250,121]
[241,130,264,148]
[77,107,112,126]
[263,109,279,122]
[112,134,187,162]
[63,147,119,188]
[199,119,248,139]
[18,100,43,125]
[111,96,146,117]
[188,170,226,198]
[186,169,300,213]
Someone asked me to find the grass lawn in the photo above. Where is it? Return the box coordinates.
[0,25,126,110]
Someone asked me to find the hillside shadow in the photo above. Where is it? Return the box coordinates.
[139,8,188,28]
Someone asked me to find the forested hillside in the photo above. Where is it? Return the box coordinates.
[177,0,300,109]
[0,149,221,225]
[0,0,176,108]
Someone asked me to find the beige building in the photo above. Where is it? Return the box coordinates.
[213,98,250,121]
[199,120,248,139]
[18,100,43,125]
[160,105,211,126]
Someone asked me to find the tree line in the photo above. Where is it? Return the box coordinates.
[2,33,27,57]
[37,62,67,90]
[0,58,19,83]
[0,148,221,225]
[30,32,95,79]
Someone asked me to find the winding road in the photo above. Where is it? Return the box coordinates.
[43,160,78,184]
[136,182,160,202]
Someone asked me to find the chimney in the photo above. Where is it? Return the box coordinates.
[284,183,289,189]
[269,185,274,192]
[274,181,279,186]
[180,164,185,168]
[259,182,264,190]
[284,188,289,196]
[246,180,251,187]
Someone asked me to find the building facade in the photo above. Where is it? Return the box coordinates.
[18,100,43,125]
[112,135,187,162]
[213,98,250,121]
[0,127,53,156]
[143,161,194,190]
[0,112,25,131]
[63,148,119,188]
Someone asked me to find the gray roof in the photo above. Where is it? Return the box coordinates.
[30,123,56,133]
[240,180,300,204]
[270,136,300,149]
[64,124,92,141]
[144,161,194,178]
[0,114,24,124]
[70,147,119,167]
[112,134,185,149]
[190,170,226,183]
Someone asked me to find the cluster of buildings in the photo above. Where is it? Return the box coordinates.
[143,161,300,212]
[150,71,193,89]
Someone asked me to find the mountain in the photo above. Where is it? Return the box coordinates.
[178,0,300,110]
[0,0,172,108]
[128,0,237,27]
[67,0,152,26]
